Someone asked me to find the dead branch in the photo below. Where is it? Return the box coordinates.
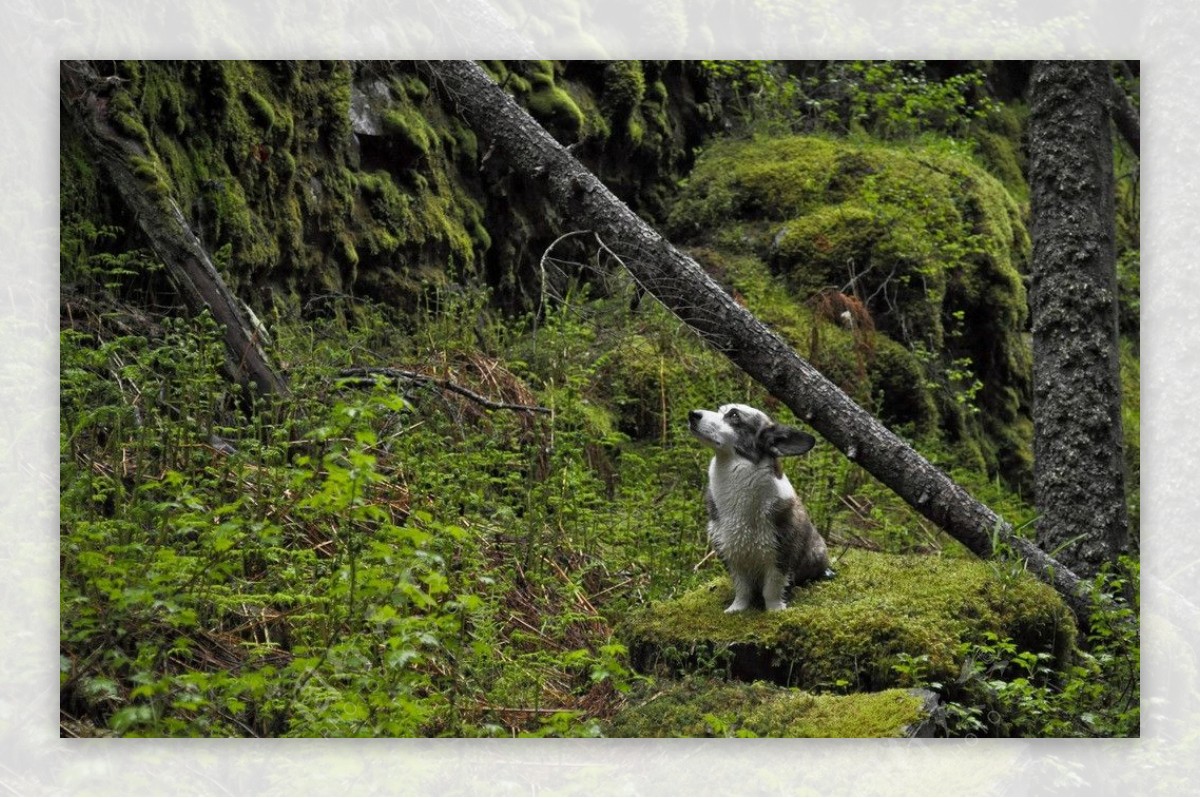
[338,366,551,415]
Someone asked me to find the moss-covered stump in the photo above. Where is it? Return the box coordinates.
[621,549,1075,695]
[605,676,940,738]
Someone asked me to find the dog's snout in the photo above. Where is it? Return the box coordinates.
[688,410,702,423]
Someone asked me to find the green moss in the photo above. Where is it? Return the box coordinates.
[773,204,881,293]
[128,155,173,197]
[382,106,436,155]
[107,90,153,151]
[72,59,683,319]
[625,113,646,146]
[241,88,276,130]
[621,548,1075,694]
[397,73,430,103]
[447,119,478,164]
[526,60,556,86]
[602,61,646,113]
[605,676,934,737]
[973,130,1025,200]
[670,134,1033,485]
[524,83,585,140]
[335,232,359,269]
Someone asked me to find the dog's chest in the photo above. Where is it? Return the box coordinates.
[706,458,794,560]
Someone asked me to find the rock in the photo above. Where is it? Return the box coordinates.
[604,676,943,738]
[620,548,1076,694]
[349,78,393,137]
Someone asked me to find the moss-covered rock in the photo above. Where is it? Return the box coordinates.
[621,548,1074,695]
[60,61,496,315]
[605,676,940,738]
[63,60,720,317]
[668,134,1033,488]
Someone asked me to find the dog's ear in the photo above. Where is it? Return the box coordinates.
[762,425,816,457]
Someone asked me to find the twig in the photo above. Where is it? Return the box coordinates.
[338,366,551,415]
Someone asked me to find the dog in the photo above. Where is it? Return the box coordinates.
[688,404,832,612]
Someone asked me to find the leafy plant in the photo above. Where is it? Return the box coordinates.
[934,559,1139,738]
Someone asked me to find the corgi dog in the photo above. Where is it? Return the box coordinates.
[688,404,832,612]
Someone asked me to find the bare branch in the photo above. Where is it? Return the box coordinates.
[338,367,551,415]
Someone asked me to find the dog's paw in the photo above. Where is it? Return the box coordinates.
[765,601,787,612]
[724,601,750,613]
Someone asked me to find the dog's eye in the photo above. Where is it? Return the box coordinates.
[725,409,739,421]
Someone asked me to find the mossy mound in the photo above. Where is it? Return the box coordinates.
[605,676,939,738]
[621,549,1075,695]
[668,135,1033,487]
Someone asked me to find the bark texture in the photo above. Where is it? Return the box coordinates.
[1028,60,1129,578]
[61,61,288,398]
[425,59,1096,619]
[1108,73,1140,158]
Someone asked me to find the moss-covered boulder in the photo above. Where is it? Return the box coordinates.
[621,549,1075,695]
[605,677,940,738]
[668,135,1033,487]
[62,60,720,318]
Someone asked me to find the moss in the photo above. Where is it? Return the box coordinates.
[524,83,585,141]
[973,130,1026,201]
[71,59,698,319]
[241,88,276,130]
[772,204,881,294]
[620,548,1075,695]
[397,73,430,103]
[605,676,935,737]
[446,119,478,164]
[669,134,1033,485]
[869,337,939,434]
[107,90,154,151]
[128,155,173,198]
[382,106,436,155]
[625,113,646,146]
[526,60,556,86]
[335,232,359,269]
[602,61,646,114]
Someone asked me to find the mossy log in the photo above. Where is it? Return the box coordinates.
[620,549,1076,695]
[424,59,1098,622]
[605,677,941,738]
[60,60,287,398]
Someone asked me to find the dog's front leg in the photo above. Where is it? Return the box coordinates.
[762,568,789,611]
[725,571,755,613]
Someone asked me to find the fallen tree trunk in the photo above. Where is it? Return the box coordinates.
[61,61,288,399]
[424,59,1098,621]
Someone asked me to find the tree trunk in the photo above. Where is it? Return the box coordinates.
[60,61,288,399]
[1028,60,1130,578]
[424,59,1097,619]
[1108,70,1140,158]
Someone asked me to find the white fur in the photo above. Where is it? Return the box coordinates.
[690,404,802,612]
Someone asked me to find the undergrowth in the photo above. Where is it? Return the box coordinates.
[61,262,1134,737]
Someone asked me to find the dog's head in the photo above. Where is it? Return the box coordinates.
[688,404,815,463]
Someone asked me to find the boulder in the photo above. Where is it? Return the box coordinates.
[606,677,942,738]
[620,548,1075,695]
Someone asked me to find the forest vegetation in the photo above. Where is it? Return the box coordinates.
[59,59,1139,737]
